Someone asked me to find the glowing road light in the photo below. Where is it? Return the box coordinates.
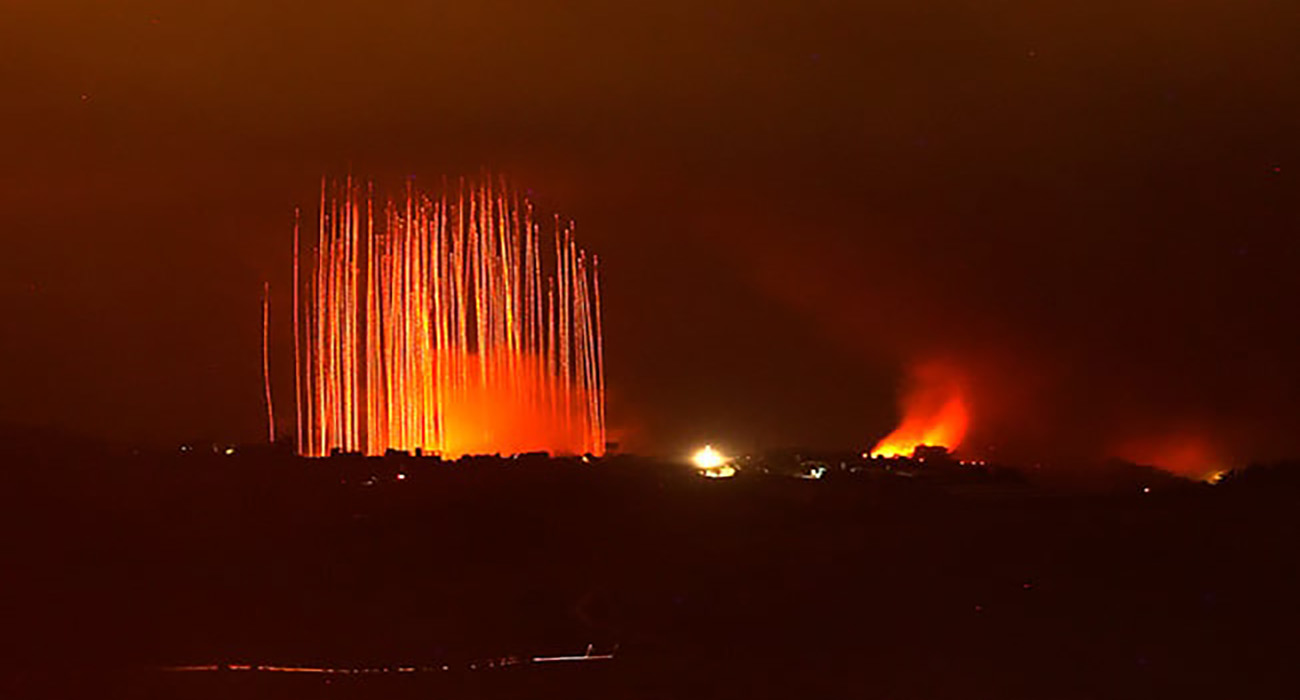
[692,444,727,470]
[396,473,406,481]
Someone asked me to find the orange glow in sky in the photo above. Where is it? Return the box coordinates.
[1116,434,1224,481]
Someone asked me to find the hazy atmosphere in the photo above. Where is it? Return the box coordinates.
[4,1,1298,472]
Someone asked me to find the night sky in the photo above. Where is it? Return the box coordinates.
[3,1,1298,470]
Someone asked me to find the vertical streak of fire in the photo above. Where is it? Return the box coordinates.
[327,182,340,451]
[592,255,605,452]
[293,209,303,454]
[314,177,327,456]
[365,184,377,455]
[548,277,556,426]
[341,176,354,453]
[262,281,275,444]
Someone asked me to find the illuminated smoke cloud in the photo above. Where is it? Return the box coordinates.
[870,361,969,458]
[293,176,605,458]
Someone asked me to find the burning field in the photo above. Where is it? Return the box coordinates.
[870,362,969,459]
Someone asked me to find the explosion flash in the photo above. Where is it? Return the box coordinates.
[295,176,605,458]
[691,444,735,478]
[692,444,727,470]
[871,362,969,458]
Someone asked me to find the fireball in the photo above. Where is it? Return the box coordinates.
[692,444,728,470]
[691,444,736,478]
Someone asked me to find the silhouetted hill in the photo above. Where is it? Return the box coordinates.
[1,450,1297,699]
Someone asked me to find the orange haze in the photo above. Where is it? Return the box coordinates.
[1116,434,1224,481]
[871,363,969,458]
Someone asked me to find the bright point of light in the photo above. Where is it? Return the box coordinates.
[396,473,406,481]
[223,447,236,456]
[1142,486,1151,494]
[701,465,736,479]
[692,444,727,470]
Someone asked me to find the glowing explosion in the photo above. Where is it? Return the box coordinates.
[691,445,736,478]
[870,363,968,458]
[293,176,604,458]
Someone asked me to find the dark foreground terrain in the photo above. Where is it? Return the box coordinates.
[2,442,1297,699]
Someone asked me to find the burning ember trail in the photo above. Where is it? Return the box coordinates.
[262,281,275,444]
[294,176,605,458]
[870,362,968,458]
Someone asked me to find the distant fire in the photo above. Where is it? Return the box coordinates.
[294,175,605,458]
[870,363,969,458]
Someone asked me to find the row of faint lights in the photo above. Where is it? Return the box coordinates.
[179,444,237,456]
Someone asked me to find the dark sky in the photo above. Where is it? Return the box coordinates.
[3,1,1298,469]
